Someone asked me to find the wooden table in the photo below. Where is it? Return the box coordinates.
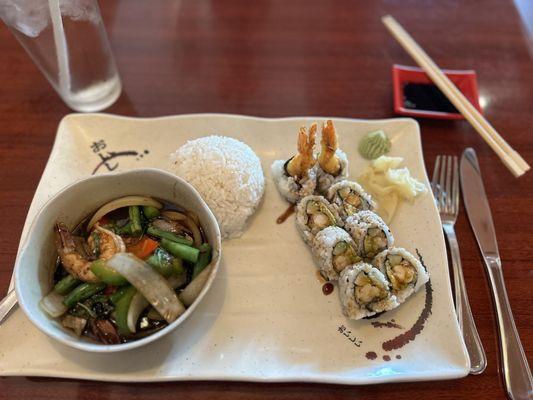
[1,1,531,398]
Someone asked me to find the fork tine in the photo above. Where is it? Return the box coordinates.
[452,156,459,215]
[438,155,447,210]
[445,155,453,212]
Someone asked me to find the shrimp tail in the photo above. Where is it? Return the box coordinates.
[319,120,341,175]
[55,222,76,255]
[287,124,317,179]
[302,123,317,173]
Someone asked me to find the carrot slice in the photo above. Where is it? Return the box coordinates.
[127,237,159,259]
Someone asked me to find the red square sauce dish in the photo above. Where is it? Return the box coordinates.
[392,64,482,120]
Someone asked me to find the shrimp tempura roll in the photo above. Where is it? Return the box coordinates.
[339,262,399,320]
[296,195,341,246]
[345,211,394,261]
[271,124,318,204]
[311,226,360,281]
[327,180,375,220]
[373,247,429,304]
[316,120,349,194]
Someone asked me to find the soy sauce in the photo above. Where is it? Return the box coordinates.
[403,83,458,113]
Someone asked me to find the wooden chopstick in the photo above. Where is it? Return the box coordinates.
[382,15,530,177]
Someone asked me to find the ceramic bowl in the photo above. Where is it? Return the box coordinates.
[14,168,221,353]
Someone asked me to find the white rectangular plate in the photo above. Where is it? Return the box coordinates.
[0,114,469,384]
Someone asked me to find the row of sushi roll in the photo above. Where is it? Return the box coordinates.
[297,191,429,320]
[272,120,429,320]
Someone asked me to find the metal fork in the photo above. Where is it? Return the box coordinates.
[432,155,487,374]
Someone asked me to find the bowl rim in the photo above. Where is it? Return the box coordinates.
[14,167,222,353]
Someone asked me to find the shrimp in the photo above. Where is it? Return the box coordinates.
[55,222,125,282]
[318,120,341,175]
[286,123,317,179]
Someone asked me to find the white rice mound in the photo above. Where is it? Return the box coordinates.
[170,136,265,239]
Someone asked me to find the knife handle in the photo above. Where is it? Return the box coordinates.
[485,257,533,400]
[443,223,487,374]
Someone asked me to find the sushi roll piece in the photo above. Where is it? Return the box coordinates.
[296,195,341,245]
[327,180,375,220]
[373,247,430,303]
[316,120,349,194]
[271,124,318,204]
[339,262,399,320]
[345,211,394,260]
[311,226,361,281]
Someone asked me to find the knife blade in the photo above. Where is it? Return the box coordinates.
[461,148,532,400]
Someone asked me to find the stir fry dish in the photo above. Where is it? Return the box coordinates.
[40,196,213,344]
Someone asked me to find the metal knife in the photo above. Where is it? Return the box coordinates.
[460,148,532,400]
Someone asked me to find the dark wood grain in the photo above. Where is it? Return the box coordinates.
[0,0,531,399]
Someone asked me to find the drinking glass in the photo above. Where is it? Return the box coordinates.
[1,0,121,112]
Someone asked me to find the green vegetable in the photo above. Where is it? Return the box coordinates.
[54,275,80,295]
[161,238,199,263]
[147,226,193,246]
[114,286,137,335]
[90,259,128,286]
[142,205,160,219]
[63,282,106,308]
[70,294,114,319]
[146,248,175,278]
[129,206,143,236]
[115,221,133,235]
[172,257,185,276]
[110,285,131,304]
[192,243,212,280]
[358,130,391,160]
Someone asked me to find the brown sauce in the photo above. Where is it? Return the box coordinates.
[371,319,404,330]
[322,282,334,295]
[276,204,295,224]
[365,351,377,360]
[383,355,391,362]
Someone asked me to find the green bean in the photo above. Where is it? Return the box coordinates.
[129,206,142,236]
[110,285,131,304]
[54,275,80,295]
[146,248,186,278]
[192,243,212,280]
[90,259,128,286]
[142,205,160,219]
[115,286,137,335]
[115,222,133,235]
[161,238,199,263]
[146,248,173,278]
[63,282,106,308]
[147,226,193,246]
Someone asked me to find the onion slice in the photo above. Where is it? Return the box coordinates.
[161,210,187,221]
[127,273,188,333]
[163,210,202,246]
[179,265,212,307]
[127,292,149,333]
[40,291,68,318]
[107,253,185,323]
[87,196,163,231]
[185,218,202,247]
